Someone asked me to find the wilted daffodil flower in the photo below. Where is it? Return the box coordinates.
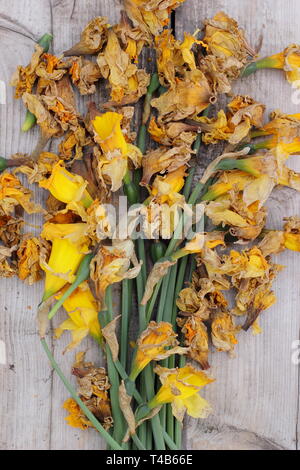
[90,239,141,303]
[55,281,101,353]
[0,172,42,215]
[97,29,149,104]
[149,166,187,206]
[39,160,93,208]
[148,364,214,422]
[92,112,142,191]
[142,233,224,305]
[203,12,255,70]
[129,321,187,381]
[151,69,212,123]
[155,29,204,87]
[211,311,239,354]
[124,0,185,37]
[64,16,109,56]
[243,44,300,88]
[197,96,265,145]
[40,222,90,301]
[259,216,300,256]
[251,110,300,140]
[172,232,225,260]
[63,352,112,431]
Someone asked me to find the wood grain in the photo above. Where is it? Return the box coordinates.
[177,0,300,451]
[0,0,299,450]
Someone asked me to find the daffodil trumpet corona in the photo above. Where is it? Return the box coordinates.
[41,223,90,302]
[48,253,94,320]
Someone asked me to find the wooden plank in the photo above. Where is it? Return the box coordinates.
[0,0,53,450]
[48,0,121,451]
[176,0,300,450]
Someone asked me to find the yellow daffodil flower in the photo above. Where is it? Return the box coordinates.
[40,222,90,301]
[259,216,300,255]
[39,160,93,208]
[173,232,225,260]
[129,321,187,381]
[55,281,101,353]
[150,166,187,206]
[92,112,142,192]
[245,44,300,88]
[148,364,214,422]
[253,111,300,140]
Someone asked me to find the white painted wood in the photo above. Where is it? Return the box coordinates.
[0,0,299,450]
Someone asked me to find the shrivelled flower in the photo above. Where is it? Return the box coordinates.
[90,239,141,303]
[203,11,255,70]
[97,29,149,104]
[149,166,187,206]
[129,321,187,380]
[259,216,300,256]
[141,145,192,186]
[211,311,239,354]
[178,316,210,370]
[124,0,186,37]
[64,17,110,56]
[67,56,102,95]
[0,172,43,215]
[151,70,213,123]
[197,95,265,145]
[17,236,50,285]
[148,364,214,423]
[155,29,204,87]
[148,118,198,147]
[10,45,44,98]
[63,352,112,431]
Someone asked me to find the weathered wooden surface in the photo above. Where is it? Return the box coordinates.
[0,0,299,450]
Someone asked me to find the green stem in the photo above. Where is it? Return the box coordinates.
[120,279,132,370]
[131,433,146,450]
[137,73,160,153]
[144,365,166,450]
[102,287,127,447]
[40,338,123,450]
[241,57,281,77]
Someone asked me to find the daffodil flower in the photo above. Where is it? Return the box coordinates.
[150,166,187,206]
[259,216,300,255]
[90,239,141,302]
[148,364,214,423]
[55,281,101,353]
[39,160,93,208]
[40,222,90,301]
[172,232,225,260]
[92,112,142,192]
[243,44,300,88]
[129,321,187,381]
